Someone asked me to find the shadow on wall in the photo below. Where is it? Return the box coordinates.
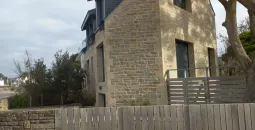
[160,0,216,75]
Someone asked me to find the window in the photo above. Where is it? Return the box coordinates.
[91,57,94,73]
[208,48,216,76]
[175,40,195,78]
[174,0,186,10]
[97,44,105,82]
[86,60,90,84]
[176,40,189,78]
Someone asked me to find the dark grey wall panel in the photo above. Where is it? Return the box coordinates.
[105,0,123,17]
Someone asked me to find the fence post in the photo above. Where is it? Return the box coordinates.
[205,68,210,104]
[184,78,188,104]
[29,95,32,107]
[118,107,124,130]
[61,94,63,105]
[166,70,171,105]
[41,94,43,106]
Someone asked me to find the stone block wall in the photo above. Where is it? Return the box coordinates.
[104,0,166,106]
[0,98,8,111]
[0,110,55,130]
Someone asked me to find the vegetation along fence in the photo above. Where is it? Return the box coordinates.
[55,103,255,130]
[167,76,246,104]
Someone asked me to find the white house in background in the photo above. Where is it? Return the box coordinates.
[0,79,4,86]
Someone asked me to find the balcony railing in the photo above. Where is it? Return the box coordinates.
[81,33,95,53]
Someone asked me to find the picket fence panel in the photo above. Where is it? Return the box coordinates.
[55,103,255,130]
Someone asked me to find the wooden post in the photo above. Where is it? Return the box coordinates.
[29,95,32,107]
[166,70,171,105]
[184,78,188,104]
[41,94,43,106]
[61,94,64,105]
[205,68,210,104]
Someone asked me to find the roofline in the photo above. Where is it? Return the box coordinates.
[209,0,216,16]
[81,9,96,31]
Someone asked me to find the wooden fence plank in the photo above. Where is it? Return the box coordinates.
[61,109,68,130]
[87,108,93,130]
[141,106,148,130]
[244,104,252,130]
[105,107,111,130]
[98,107,105,130]
[74,108,80,130]
[164,105,171,130]
[189,105,196,130]
[147,107,154,130]
[200,105,208,130]
[220,104,227,130]
[207,104,215,130]
[159,106,165,130]
[118,107,123,130]
[135,107,141,130]
[238,104,246,130]
[80,109,87,130]
[124,107,135,130]
[250,104,255,130]
[176,105,184,130]
[208,76,244,80]
[231,104,240,130]
[154,106,160,130]
[94,108,99,130]
[67,108,74,130]
[213,104,221,130]
[55,109,62,130]
[225,104,233,130]
[111,107,117,130]
[170,106,177,130]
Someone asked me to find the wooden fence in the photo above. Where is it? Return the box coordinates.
[167,76,246,104]
[55,103,255,130]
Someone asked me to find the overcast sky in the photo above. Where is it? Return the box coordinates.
[0,0,249,78]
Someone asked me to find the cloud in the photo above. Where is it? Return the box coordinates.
[0,0,249,77]
[0,0,95,77]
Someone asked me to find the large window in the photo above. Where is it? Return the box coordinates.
[176,40,189,78]
[97,44,105,82]
[176,40,195,78]
[208,48,216,76]
[174,0,186,10]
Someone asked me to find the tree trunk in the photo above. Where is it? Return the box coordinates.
[245,61,255,101]
[219,0,255,101]
[237,0,255,13]
[219,0,252,71]
[249,10,255,39]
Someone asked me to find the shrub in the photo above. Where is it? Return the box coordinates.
[80,90,96,106]
[9,94,29,109]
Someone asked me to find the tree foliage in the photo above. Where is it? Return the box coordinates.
[11,50,95,108]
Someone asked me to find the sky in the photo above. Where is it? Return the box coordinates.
[0,0,249,78]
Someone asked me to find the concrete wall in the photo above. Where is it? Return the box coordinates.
[160,0,218,78]
[0,98,8,111]
[0,109,55,129]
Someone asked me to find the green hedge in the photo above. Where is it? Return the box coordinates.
[9,94,29,108]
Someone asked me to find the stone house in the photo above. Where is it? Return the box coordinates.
[77,0,218,107]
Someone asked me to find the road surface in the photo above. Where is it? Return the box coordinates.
[0,92,14,99]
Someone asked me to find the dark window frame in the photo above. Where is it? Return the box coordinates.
[174,0,186,10]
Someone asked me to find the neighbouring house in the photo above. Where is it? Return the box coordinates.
[77,0,218,107]
[0,79,4,86]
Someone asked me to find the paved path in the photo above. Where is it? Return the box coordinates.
[0,92,14,99]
